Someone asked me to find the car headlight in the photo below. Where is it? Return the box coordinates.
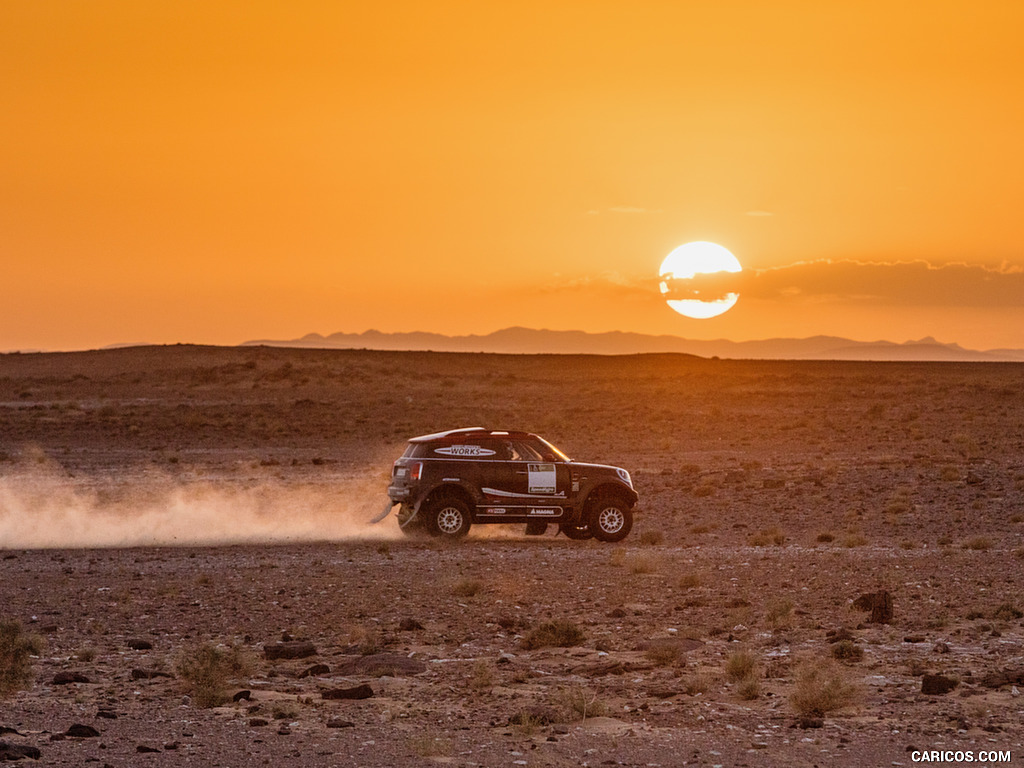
[616,468,633,488]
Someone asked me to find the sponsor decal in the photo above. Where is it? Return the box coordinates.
[528,463,556,494]
[485,507,507,514]
[529,508,559,516]
[435,444,496,457]
[482,487,566,499]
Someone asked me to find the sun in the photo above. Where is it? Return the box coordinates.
[658,242,743,319]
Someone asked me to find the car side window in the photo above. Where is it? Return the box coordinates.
[511,440,545,461]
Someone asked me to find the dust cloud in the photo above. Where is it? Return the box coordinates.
[0,463,401,549]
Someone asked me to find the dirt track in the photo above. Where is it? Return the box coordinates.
[1,346,1022,766]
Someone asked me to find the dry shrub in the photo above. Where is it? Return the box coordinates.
[452,578,484,598]
[790,660,860,718]
[831,640,864,664]
[556,686,606,721]
[644,641,683,667]
[521,620,585,650]
[683,669,714,695]
[962,536,993,551]
[816,532,835,544]
[679,573,702,590]
[628,553,659,574]
[468,660,494,690]
[410,735,453,758]
[639,530,664,546]
[992,603,1023,621]
[725,649,758,682]
[176,642,255,708]
[765,598,794,629]
[749,527,785,547]
[0,620,43,697]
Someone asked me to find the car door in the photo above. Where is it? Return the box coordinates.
[509,439,570,516]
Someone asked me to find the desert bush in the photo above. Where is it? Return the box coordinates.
[521,620,585,650]
[272,701,300,720]
[0,620,43,697]
[644,642,683,667]
[842,533,868,548]
[992,603,1023,621]
[816,532,835,544]
[683,669,714,695]
[679,573,702,590]
[556,686,606,721]
[765,598,794,629]
[410,735,453,758]
[176,642,254,708]
[831,640,864,663]
[628,553,659,574]
[452,578,484,598]
[962,536,993,551]
[736,675,761,700]
[469,660,494,690]
[725,649,758,682]
[749,527,785,547]
[939,466,960,481]
[790,660,860,718]
[639,530,664,546]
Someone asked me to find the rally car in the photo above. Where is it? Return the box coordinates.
[381,427,638,542]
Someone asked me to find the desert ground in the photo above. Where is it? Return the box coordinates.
[1,345,1022,767]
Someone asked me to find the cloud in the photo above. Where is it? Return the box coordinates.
[741,260,1024,307]
[548,259,1024,309]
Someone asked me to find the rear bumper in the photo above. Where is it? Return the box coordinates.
[387,485,411,504]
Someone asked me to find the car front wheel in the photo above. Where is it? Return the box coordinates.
[424,495,472,539]
[589,496,633,543]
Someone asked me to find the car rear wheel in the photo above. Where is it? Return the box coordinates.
[424,496,471,539]
[588,496,633,543]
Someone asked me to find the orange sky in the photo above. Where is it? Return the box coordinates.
[3,1,1024,351]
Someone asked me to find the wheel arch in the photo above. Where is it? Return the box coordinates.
[421,483,477,518]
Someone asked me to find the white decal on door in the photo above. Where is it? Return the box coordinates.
[528,463,556,495]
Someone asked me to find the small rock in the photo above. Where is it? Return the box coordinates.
[96,710,117,720]
[298,664,330,679]
[826,627,856,644]
[232,690,252,702]
[0,741,42,761]
[276,725,291,736]
[607,608,627,619]
[131,668,172,680]
[52,672,90,685]
[264,641,317,660]
[326,719,355,729]
[127,639,153,650]
[921,674,958,695]
[164,742,180,750]
[65,724,100,738]
[398,617,424,631]
[332,654,426,677]
[933,642,950,654]
[797,717,823,729]
[322,684,374,700]
[248,719,269,727]
[136,744,161,753]
[904,635,925,644]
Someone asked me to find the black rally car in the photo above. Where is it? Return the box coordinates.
[383,427,638,541]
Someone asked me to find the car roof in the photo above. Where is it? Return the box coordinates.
[408,427,538,443]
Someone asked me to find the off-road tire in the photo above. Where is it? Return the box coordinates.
[587,495,633,543]
[424,495,472,539]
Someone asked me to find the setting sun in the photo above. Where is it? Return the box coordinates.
[659,242,743,320]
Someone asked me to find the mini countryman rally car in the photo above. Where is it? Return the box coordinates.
[383,428,638,542]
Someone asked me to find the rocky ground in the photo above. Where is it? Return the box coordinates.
[1,346,1023,766]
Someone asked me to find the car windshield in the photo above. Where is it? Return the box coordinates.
[535,436,571,462]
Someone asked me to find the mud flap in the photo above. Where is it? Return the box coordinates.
[370,500,396,524]
[525,520,548,536]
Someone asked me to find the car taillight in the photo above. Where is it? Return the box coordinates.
[409,462,423,481]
